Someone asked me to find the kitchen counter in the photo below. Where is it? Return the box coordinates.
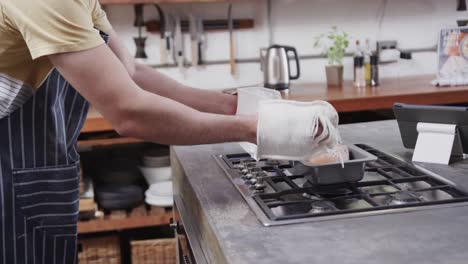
[83,76,468,133]
[288,75,468,112]
[172,120,468,264]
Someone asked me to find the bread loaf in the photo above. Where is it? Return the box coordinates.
[306,144,350,165]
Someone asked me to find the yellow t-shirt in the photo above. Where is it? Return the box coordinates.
[0,0,112,119]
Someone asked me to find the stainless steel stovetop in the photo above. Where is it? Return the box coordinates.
[214,144,468,226]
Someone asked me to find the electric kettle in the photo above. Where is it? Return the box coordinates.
[260,45,301,91]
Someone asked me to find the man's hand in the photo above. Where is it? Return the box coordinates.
[49,44,256,145]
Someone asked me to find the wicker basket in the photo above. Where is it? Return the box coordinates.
[131,238,176,264]
[78,235,121,264]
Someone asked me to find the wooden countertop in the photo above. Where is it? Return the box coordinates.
[287,75,468,112]
[82,75,468,133]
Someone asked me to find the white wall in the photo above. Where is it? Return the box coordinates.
[104,0,465,90]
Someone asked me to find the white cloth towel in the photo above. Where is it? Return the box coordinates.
[257,100,343,161]
[235,87,346,163]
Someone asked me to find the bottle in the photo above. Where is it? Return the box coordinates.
[354,40,363,56]
[353,40,363,82]
[364,39,372,86]
[370,55,379,87]
[354,56,365,87]
[397,51,413,81]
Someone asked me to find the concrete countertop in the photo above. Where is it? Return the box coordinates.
[172,120,468,264]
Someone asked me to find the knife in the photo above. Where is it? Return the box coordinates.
[189,15,198,67]
[133,4,147,59]
[197,18,205,65]
[154,4,167,65]
[228,4,235,75]
[170,15,177,63]
[458,0,467,11]
[174,16,184,71]
[165,14,174,64]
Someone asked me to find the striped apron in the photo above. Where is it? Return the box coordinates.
[0,32,108,264]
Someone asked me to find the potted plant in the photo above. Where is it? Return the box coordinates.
[314,26,350,86]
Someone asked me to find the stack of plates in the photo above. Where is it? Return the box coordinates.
[139,147,173,207]
[139,148,172,185]
[145,181,173,207]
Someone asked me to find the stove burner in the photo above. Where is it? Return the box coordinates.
[317,188,353,198]
[309,200,337,214]
[303,182,354,197]
[386,191,423,205]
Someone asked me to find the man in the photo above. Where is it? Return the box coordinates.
[1,0,345,262]
[0,0,256,262]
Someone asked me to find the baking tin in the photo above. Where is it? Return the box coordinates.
[291,144,377,185]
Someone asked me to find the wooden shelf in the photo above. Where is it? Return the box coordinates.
[78,209,173,234]
[78,137,145,150]
[83,108,113,133]
[145,19,254,33]
[99,0,226,4]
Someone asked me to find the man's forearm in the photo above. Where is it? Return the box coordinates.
[133,63,237,115]
[118,89,255,145]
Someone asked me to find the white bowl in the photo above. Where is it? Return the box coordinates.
[145,181,173,197]
[145,181,173,207]
[139,166,172,185]
[145,195,173,207]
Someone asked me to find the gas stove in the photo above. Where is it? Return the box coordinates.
[214,144,468,226]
